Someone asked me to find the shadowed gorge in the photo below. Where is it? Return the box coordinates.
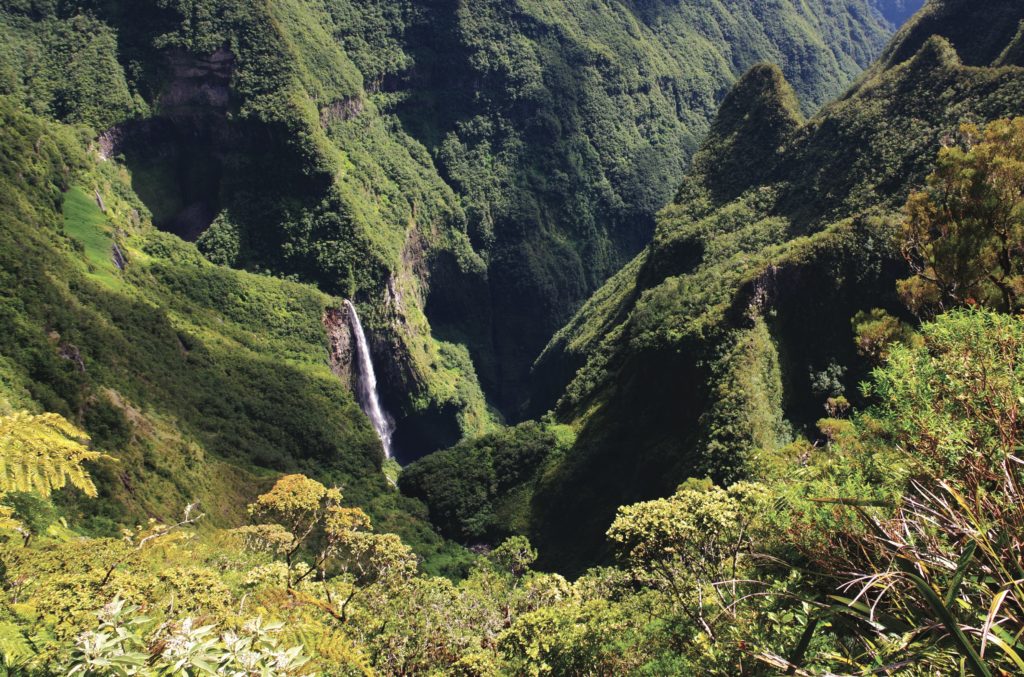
[0,0,904,438]
[20,1,1024,675]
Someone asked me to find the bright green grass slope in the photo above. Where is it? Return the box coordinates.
[61,186,123,290]
[0,96,468,575]
[519,0,1024,573]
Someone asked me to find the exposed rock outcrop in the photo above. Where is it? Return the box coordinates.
[323,305,355,389]
[320,96,364,127]
[161,47,235,118]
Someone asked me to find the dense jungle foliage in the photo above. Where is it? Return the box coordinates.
[0,0,901,448]
[12,0,1024,674]
[517,0,1024,573]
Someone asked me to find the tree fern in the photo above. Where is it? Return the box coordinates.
[0,412,113,497]
[0,621,35,670]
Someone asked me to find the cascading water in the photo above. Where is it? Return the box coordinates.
[344,300,396,459]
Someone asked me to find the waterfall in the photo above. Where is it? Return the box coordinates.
[344,300,396,459]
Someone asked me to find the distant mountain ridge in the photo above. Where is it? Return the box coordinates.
[872,0,926,25]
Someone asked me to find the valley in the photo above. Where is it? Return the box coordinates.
[7,1,1024,674]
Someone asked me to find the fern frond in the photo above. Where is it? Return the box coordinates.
[0,411,114,497]
[0,621,35,666]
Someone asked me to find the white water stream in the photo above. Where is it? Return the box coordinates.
[344,300,396,459]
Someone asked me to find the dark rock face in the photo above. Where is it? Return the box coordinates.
[390,402,462,463]
[99,48,250,241]
[100,47,238,151]
[100,114,228,241]
[161,48,235,117]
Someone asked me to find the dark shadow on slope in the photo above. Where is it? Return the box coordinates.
[530,346,708,575]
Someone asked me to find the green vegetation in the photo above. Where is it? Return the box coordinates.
[0,411,112,499]
[526,0,1024,571]
[10,0,1024,674]
[399,421,573,543]
[0,94,470,572]
[1,0,494,454]
[61,186,123,289]
[0,0,899,435]
[898,118,1024,314]
[0,10,145,130]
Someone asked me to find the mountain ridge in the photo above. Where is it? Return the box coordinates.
[1,0,903,448]
[505,0,1024,571]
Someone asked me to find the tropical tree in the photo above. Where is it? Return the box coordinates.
[0,411,114,543]
[234,474,343,588]
[899,118,1024,314]
[235,474,417,603]
[488,535,537,581]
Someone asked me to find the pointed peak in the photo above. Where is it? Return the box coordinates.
[718,64,804,131]
[908,34,962,69]
[686,64,803,203]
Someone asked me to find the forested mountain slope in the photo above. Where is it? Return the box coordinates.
[515,0,1024,571]
[0,0,901,458]
[388,0,901,413]
[0,96,464,570]
[0,0,497,461]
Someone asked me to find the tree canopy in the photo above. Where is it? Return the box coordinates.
[899,118,1024,314]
